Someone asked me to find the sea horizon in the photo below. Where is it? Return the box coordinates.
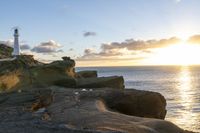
[76,64,200,68]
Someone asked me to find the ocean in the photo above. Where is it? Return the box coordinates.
[76,66,200,132]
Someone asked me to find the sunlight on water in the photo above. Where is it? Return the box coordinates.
[168,66,198,131]
[179,66,192,109]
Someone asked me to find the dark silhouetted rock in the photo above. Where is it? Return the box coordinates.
[76,76,124,89]
[61,56,75,67]
[62,56,71,61]
[103,89,167,119]
[76,71,98,78]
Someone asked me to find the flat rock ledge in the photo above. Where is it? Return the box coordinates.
[0,87,195,133]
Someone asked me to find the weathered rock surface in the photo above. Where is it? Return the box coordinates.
[103,89,167,119]
[0,87,193,133]
[0,54,42,71]
[29,59,76,87]
[0,56,124,91]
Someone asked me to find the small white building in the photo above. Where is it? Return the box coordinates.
[12,28,20,56]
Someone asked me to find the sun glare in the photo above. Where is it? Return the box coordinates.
[146,42,200,66]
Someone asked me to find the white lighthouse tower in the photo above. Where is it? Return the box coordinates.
[12,28,20,56]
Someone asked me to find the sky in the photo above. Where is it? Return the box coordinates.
[1,0,200,66]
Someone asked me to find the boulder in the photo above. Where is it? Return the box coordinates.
[47,59,76,78]
[76,71,98,78]
[76,76,124,89]
[61,56,76,67]
[103,89,167,119]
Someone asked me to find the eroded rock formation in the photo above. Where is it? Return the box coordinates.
[0,54,124,92]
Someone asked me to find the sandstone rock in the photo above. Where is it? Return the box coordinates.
[76,71,98,78]
[76,76,124,89]
[0,55,42,72]
[0,87,194,133]
[61,56,76,67]
[53,78,77,88]
[0,55,126,92]
[0,70,24,91]
[30,64,75,85]
[103,89,167,119]
[0,55,42,91]
[0,57,125,91]
[47,60,76,77]
[0,56,77,91]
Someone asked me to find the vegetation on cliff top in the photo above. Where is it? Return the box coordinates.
[0,44,13,59]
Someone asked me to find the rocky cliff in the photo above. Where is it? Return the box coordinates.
[0,55,124,91]
[0,49,196,133]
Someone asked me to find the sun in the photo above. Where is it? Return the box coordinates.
[146,42,200,66]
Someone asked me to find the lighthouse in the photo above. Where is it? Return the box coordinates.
[12,28,20,56]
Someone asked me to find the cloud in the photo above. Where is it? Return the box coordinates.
[68,48,74,51]
[0,40,14,47]
[101,37,180,51]
[83,31,96,37]
[20,44,31,50]
[31,40,63,54]
[0,40,31,50]
[77,37,181,61]
[187,35,200,44]
[77,47,123,61]
[84,48,95,55]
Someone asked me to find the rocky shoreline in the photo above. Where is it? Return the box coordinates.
[0,44,197,133]
[0,86,191,133]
